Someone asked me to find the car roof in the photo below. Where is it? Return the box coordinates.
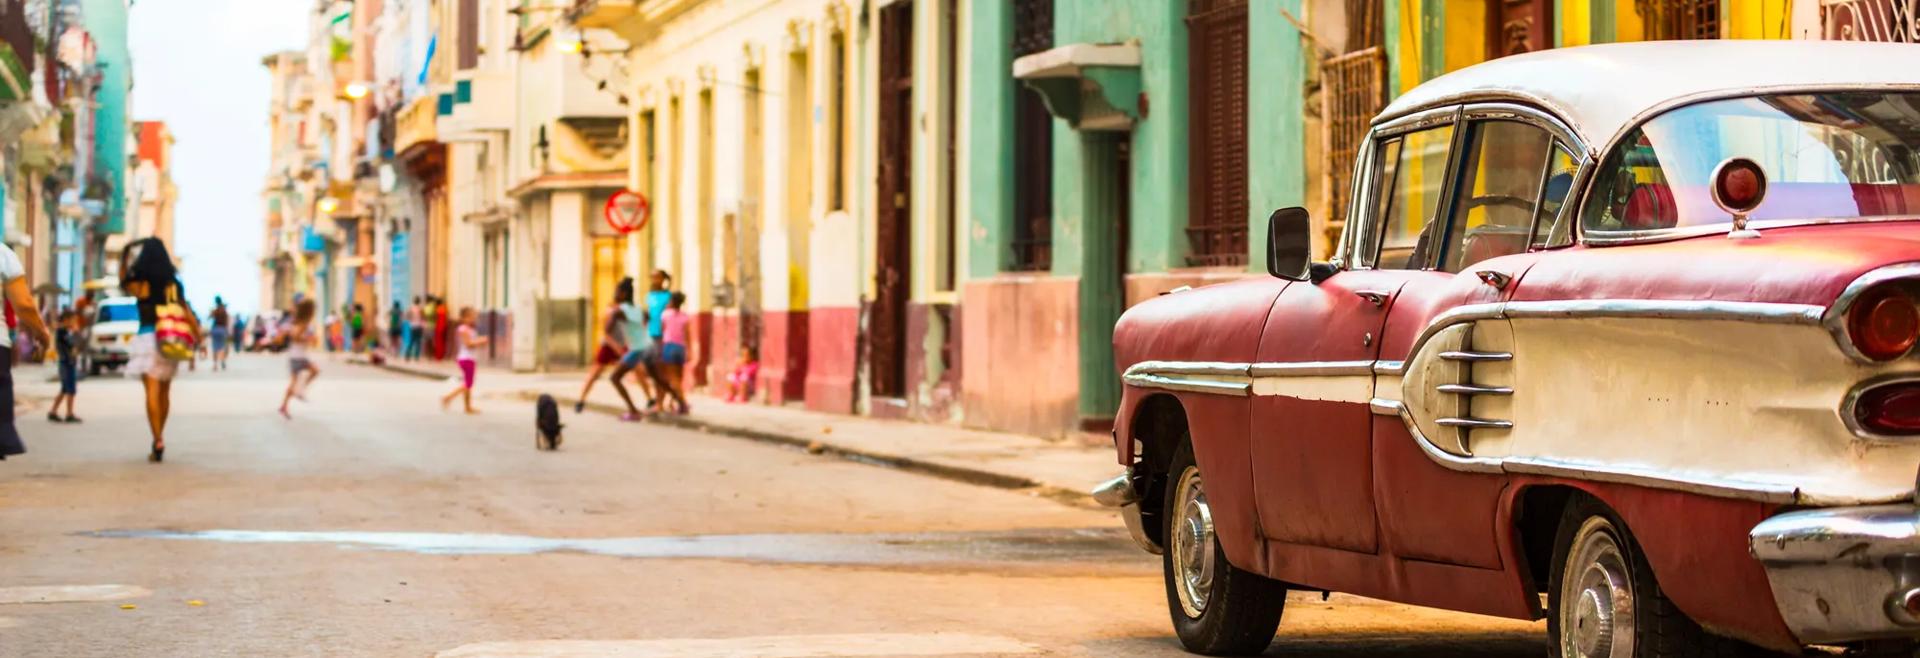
[1375,40,1920,152]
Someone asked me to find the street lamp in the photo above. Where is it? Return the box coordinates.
[343,82,371,100]
[317,197,340,215]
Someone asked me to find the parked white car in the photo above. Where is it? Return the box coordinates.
[87,296,139,375]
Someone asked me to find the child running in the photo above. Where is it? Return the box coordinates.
[652,292,691,415]
[47,310,82,423]
[440,307,489,414]
[278,299,320,419]
[576,277,636,413]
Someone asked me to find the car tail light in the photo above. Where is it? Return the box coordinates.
[1856,382,1920,436]
[1848,286,1919,361]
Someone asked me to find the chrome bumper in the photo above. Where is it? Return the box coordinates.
[1093,472,1162,555]
[1750,505,1920,644]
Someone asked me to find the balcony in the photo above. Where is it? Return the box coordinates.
[437,69,513,140]
[394,95,439,155]
[0,0,34,102]
[568,0,638,29]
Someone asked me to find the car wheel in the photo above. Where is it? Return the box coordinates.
[1163,443,1286,656]
[1548,496,1763,658]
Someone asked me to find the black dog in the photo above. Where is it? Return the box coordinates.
[535,394,564,451]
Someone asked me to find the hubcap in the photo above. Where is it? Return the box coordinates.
[1560,518,1636,658]
[1170,466,1216,619]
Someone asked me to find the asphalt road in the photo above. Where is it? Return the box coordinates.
[0,353,1545,657]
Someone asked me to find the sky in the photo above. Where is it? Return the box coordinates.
[129,0,309,317]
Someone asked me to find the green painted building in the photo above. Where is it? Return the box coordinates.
[961,0,1306,439]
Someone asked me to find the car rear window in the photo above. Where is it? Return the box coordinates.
[97,304,139,323]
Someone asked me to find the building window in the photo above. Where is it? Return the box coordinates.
[1010,0,1053,272]
[1321,47,1385,251]
[458,0,480,70]
[829,31,848,212]
[1637,0,1719,39]
[1185,0,1250,267]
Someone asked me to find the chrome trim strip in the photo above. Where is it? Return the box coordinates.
[1124,361,1252,377]
[1840,373,1920,444]
[1370,399,1503,473]
[1823,262,1920,364]
[1437,383,1513,396]
[1248,361,1377,377]
[1122,373,1251,397]
[1437,417,1515,429]
[1127,297,1838,500]
[1368,399,1400,416]
[1439,350,1512,363]
[1372,399,1796,502]
[1503,457,1798,503]
[1505,299,1824,324]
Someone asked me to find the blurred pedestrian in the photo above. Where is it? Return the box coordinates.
[278,298,319,419]
[48,310,82,423]
[608,280,658,420]
[349,304,365,353]
[0,241,51,461]
[208,296,232,371]
[653,291,691,415]
[406,296,424,360]
[431,296,449,360]
[234,313,248,353]
[576,277,633,414]
[120,237,197,463]
[440,307,488,414]
[387,301,403,359]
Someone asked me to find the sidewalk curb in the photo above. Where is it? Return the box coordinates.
[352,357,1097,506]
[516,391,1095,507]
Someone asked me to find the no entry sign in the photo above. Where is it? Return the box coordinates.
[605,189,650,235]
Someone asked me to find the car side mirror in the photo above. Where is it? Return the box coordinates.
[1267,207,1314,281]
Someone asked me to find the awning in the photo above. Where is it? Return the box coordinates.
[1012,42,1144,132]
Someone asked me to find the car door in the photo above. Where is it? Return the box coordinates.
[1373,107,1584,568]
[1250,117,1458,554]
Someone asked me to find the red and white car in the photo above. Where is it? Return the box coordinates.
[1099,41,1920,656]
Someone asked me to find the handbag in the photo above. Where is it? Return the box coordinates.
[154,285,196,361]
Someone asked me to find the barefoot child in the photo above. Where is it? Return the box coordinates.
[441,308,488,414]
[278,299,319,419]
[47,311,82,423]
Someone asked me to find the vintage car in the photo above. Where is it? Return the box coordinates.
[1097,41,1920,656]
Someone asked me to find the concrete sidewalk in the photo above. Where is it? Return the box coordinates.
[353,356,1120,504]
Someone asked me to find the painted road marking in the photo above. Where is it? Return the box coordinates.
[85,527,1142,568]
[436,633,1038,658]
[0,585,151,605]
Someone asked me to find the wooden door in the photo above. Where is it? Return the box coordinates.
[590,236,624,352]
[872,0,913,399]
[1489,0,1551,58]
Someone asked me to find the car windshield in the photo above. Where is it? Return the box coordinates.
[1583,92,1920,234]
[97,304,138,323]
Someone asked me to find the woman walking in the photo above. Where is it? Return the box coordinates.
[277,299,320,419]
[208,296,232,371]
[121,237,198,463]
[440,307,489,414]
[576,277,635,413]
[0,241,51,461]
